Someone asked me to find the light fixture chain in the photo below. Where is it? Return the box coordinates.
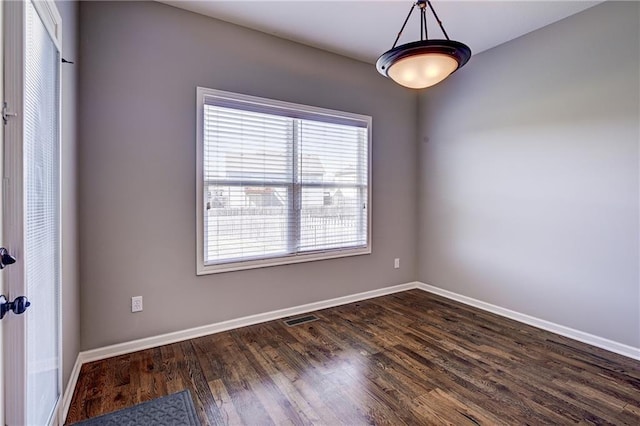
[426,0,450,40]
[421,7,428,41]
[392,3,417,49]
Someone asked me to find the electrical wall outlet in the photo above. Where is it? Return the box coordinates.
[394,258,400,269]
[131,296,143,313]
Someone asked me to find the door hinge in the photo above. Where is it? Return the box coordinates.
[2,101,18,125]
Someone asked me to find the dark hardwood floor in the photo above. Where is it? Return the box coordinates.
[66,290,640,425]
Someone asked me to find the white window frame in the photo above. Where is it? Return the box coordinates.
[196,87,372,275]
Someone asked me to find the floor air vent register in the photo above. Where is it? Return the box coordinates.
[283,315,319,327]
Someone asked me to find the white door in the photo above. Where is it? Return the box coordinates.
[3,1,62,425]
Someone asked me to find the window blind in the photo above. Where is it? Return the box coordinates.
[200,90,370,270]
[24,1,61,424]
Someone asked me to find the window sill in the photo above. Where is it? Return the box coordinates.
[197,246,371,275]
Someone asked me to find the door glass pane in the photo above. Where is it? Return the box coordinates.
[24,1,60,424]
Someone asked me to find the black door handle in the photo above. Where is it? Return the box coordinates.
[0,247,16,269]
[0,295,31,319]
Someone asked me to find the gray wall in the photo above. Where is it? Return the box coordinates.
[418,1,640,348]
[58,0,80,389]
[78,1,418,350]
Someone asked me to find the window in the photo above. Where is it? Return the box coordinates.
[196,88,371,274]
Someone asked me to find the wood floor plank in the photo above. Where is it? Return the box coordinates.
[65,289,640,425]
[256,344,353,425]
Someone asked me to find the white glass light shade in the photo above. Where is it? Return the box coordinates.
[387,53,458,89]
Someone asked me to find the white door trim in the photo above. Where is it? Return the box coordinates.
[3,2,27,422]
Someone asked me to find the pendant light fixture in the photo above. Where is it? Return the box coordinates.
[376,0,471,89]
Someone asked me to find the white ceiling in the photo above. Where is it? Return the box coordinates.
[159,1,603,63]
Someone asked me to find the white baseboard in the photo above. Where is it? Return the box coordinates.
[60,279,639,423]
[59,353,85,425]
[58,281,418,423]
[416,282,640,361]
[81,281,420,364]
